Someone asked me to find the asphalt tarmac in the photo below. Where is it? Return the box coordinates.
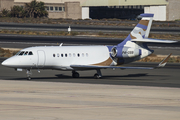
[1,58,180,88]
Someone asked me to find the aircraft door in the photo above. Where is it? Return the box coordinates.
[37,50,45,68]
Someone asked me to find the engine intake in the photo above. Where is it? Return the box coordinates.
[111,47,117,57]
[111,47,141,58]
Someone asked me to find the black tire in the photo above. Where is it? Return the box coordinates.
[72,72,80,78]
[94,73,101,79]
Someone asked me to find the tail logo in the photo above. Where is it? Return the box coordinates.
[130,20,150,39]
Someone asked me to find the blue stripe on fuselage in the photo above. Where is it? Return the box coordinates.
[107,46,113,58]
[118,34,131,47]
[139,49,142,56]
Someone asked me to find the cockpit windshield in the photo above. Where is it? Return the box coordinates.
[15,51,21,55]
[19,51,25,56]
[15,51,33,56]
[24,51,28,55]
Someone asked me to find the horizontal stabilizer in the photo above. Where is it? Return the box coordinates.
[131,39,177,43]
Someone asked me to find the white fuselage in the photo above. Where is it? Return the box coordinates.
[2,45,153,71]
[2,46,114,70]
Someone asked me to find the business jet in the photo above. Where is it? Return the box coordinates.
[1,13,176,80]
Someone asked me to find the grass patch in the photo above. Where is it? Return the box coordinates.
[0,29,180,40]
[0,48,18,57]
[138,54,180,63]
[0,17,179,27]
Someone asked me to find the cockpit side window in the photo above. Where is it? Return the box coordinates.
[28,51,33,55]
[19,51,25,56]
[24,51,28,55]
[16,51,33,56]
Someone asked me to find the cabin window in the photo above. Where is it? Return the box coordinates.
[82,53,84,57]
[77,53,80,57]
[19,51,25,56]
[57,53,59,57]
[61,54,63,57]
[53,54,55,57]
[28,51,33,55]
[69,53,71,57]
[65,54,67,57]
[86,53,88,57]
[73,53,75,57]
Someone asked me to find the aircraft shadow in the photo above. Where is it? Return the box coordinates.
[4,73,175,88]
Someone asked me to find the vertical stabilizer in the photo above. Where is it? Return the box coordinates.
[118,13,154,47]
[142,14,154,38]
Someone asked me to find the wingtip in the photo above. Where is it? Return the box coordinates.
[157,53,172,68]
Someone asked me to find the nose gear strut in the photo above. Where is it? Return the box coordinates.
[26,69,32,80]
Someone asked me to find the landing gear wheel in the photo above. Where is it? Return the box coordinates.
[27,77,31,80]
[94,69,102,79]
[26,69,32,80]
[94,73,101,79]
[72,72,80,78]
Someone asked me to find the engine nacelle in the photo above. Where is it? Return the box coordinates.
[111,47,141,58]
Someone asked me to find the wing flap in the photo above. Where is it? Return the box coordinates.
[70,65,154,70]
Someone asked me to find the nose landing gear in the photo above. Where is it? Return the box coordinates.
[26,69,32,80]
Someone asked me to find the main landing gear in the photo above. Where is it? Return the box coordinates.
[72,70,80,78]
[26,69,32,80]
[72,69,102,79]
[94,69,102,79]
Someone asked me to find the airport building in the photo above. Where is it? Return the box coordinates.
[0,0,179,21]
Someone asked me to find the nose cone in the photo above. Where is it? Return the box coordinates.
[1,60,7,66]
[1,59,11,67]
[1,57,19,68]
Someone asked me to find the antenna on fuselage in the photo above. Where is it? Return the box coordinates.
[59,43,63,46]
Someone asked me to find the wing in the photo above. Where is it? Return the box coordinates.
[70,54,172,70]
